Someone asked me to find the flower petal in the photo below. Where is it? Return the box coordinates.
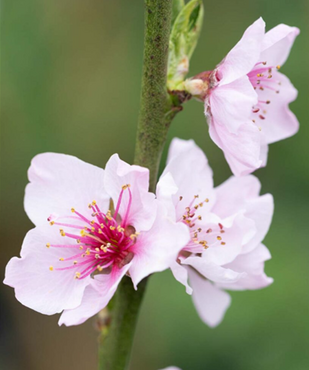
[183,255,245,284]
[253,72,299,144]
[104,154,156,231]
[170,261,192,295]
[4,225,89,315]
[217,18,265,85]
[25,153,108,227]
[160,138,215,218]
[59,265,130,326]
[219,244,273,291]
[213,175,262,218]
[129,204,190,289]
[188,268,231,327]
[209,120,262,176]
[261,24,300,66]
[209,76,257,133]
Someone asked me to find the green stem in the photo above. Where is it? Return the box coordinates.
[98,278,147,370]
[98,1,174,370]
[134,0,174,191]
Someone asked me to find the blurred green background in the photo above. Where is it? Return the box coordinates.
[1,0,308,369]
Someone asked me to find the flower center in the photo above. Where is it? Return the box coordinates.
[47,185,138,279]
[177,195,227,255]
[248,62,281,123]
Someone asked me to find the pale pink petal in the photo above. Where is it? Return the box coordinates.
[104,154,156,231]
[209,76,257,133]
[242,194,274,254]
[161,138,215,218]
[156,172,178,220]
[219,244,273,290]
[200,214,255,266]
[25,153,108,227]
[4,225,89,315]
[159,367,182,370]
[59,265,130,326]
[217,18,265,85]
[209,120,262,176]
[188,268,231,327]
[213,175,261,218]
[170,261,192,295]
[183,255,245,284]
[261,24,300,66]
[253,72,299,144]
[129,205,190,289]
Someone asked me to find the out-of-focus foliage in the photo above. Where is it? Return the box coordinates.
[1,1,308,370]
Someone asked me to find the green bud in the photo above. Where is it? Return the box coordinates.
[167,0,204,90]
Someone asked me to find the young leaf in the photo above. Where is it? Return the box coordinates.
[167,0,204,90]
[172,0,185,26]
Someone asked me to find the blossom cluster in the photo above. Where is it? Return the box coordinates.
[4,18,299,331]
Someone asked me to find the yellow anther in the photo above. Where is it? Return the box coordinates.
[98,229,103,234]
[50,221,55,226]
[194,195,199,198]
[205,198,209,203]
[73,261,78,265]
[258,127,262,131]
[59,257,64,261]
[197,228,202,232]
[110,226,116,230]
[194,205,199,210]
[100,223,105,228]
[46,243,50,248]
[71,208,75,213]
[80,230,85,236]
[198,216,202,220]
[49,266,54,271]
[77,239,81,243]
[92,200,97,205]
[95,254,99,259]
[86,249,90,256]
[220,230,225,234]
[221,242,226,245]
[179,196,183,201]
[90,220,95,225]
[276,65,281,70]
[199,203,203,207]
[75,272,81,279]
[88,203,92,208]
[79,246,84,250]
[101,245,107,252]
[95,247,100,252]
[97,266,104,272]
[91,227,95,232]
[217,236,222,241]
[60,229,66,237]
[122,184,130,190]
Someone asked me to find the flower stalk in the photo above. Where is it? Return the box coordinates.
[98,1,174,369]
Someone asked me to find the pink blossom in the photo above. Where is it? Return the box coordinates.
[186,18,299,176]
[157,138,274,327]
[4,153,189,326]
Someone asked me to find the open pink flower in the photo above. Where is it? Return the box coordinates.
[4,153,189,326]
[157,138,274,327]
[185,18,299,176]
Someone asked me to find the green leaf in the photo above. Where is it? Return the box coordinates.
[167,0,204,90]
[172,0,185,26]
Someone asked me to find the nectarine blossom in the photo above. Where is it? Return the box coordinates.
[157,138,274,327]
[4,153,189,326]
[185,18,299,176]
